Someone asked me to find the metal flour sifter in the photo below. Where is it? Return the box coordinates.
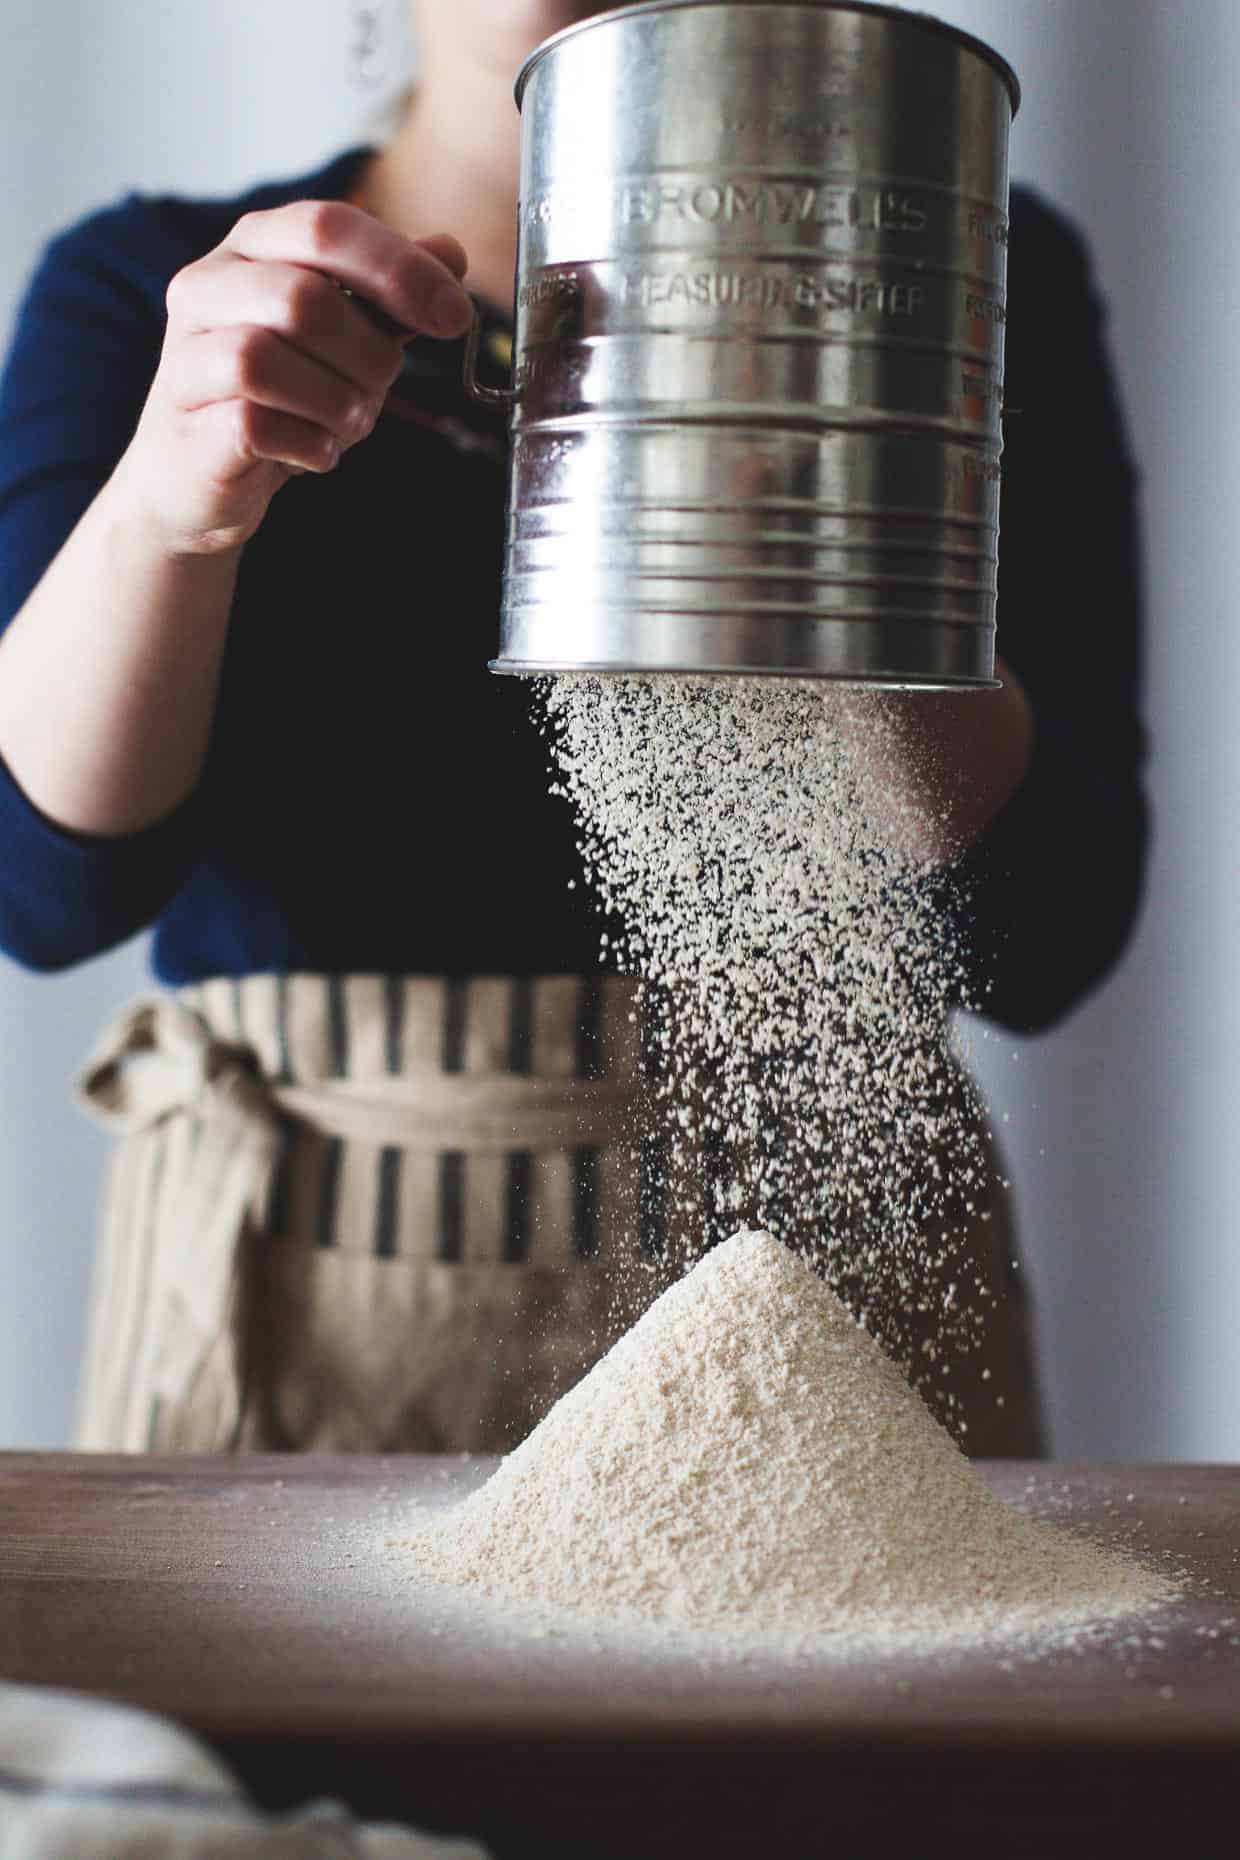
[465,0,1019,689]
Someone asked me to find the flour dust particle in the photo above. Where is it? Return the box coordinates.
[408,1235,1170,1650]
[540,673,999,1406]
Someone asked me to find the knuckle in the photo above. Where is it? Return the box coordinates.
[228,209,267,252]
[228,396,264,455]
[298,198,346,255]
[164,261,201,318]
[232,326,278,395]
[371,252,412,307]
[278,269,324,332]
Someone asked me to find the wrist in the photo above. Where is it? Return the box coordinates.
[105,440,253,564]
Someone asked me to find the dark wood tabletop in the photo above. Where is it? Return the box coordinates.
[2,1453,1238,1858]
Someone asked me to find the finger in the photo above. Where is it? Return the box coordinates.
[170,326,380,448]
[202,398,341,476]
[167,252,404,399]
[223,199,474,338]
[413,232,468,281]
[335,228,471,340]
[346,233,469,333]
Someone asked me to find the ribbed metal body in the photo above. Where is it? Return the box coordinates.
[489,0,1018,686]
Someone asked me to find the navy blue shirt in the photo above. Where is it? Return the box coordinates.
[0,150,1147,1032]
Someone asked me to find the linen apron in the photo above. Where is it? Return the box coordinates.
[75,973,1042,1456]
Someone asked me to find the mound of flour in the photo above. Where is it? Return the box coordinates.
[410,1233,1168,1649]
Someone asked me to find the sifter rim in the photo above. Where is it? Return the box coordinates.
[515,1,1021,117]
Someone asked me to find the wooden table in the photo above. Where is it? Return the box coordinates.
[2,1454,1238,1858]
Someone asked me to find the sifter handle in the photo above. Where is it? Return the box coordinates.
[463,304,519,410]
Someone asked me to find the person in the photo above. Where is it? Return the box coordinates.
[0,2,1146,1458]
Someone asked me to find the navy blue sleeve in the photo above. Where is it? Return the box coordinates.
[0,199,199,971]
[953,193,1149,1033]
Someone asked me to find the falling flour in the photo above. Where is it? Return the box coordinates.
[409,1234,1170,1652]
[540,674,1000,1418]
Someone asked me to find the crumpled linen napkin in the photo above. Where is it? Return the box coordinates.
[0,1681,492,1858]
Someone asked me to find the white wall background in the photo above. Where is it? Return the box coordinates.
[915,0,1240,1462]
[0,1,1236,1459]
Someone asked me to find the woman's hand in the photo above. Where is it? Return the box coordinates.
[117,201,473,555]
[0,202,474,837]
[835,659,1035,867]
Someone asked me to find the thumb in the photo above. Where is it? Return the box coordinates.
[416,232,470,282]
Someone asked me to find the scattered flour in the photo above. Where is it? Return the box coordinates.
[409,1233,1170,1652]
[540,674,998,1406]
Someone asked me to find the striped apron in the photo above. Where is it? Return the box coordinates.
[74,973,1042,1457]
[75,973,667,1454]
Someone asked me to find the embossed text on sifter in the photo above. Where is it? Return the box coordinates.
[465,1,1020,687]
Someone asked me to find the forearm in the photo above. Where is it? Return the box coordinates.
[840,656,1033,868]
[0,458,240,835]
[950,700,1147,1031]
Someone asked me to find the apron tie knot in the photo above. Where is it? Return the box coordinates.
[79,997,284,1446]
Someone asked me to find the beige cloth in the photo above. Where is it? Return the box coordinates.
[75,971,1042,1459]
